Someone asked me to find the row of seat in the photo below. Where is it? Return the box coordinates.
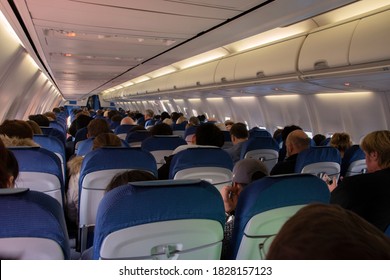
[0,174,330,260]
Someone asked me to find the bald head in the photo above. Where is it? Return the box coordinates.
[286,130,310,157]
[120,116,136,125]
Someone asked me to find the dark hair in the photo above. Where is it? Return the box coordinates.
[105,170,156,193]
[160,112,170,121]
[0,119,34,139]
[195,123,224,147]
[111,114,123,123]
[87,119,110,137]
[26,120,43,135]
[281,125,302,142]
[267,203,390,260]
[0,139,19,188]
[313,134,326,146]
[150,123,173,136]
[229,123,248,139]
[28,114,50,127]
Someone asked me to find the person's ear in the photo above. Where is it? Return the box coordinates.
[7,176,14,188]
[369,151,379,161]
[191,134,196,144]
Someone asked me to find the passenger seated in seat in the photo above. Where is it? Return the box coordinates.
[66,133,122,225]
[270,130,310,175]
[330,132,352,159]
[220,158,268,259]
[157,123,224,179]
[81,169,157,259]
[331,130,390,232]
[224,122,249,164]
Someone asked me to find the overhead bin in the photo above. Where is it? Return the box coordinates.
[214,55,239,84]
[166,60,219,90]
[234,36,305,81]
[142,75,169,93]
[349,9,390,65]
[298,21,358,73]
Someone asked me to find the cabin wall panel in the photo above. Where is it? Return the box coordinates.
[311,92,387,143]
[260,95,312,132]
[228,96,266,129]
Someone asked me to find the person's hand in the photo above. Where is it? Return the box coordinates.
[221,185,239,213]
[327,177,338,192]
[322,174,338,192]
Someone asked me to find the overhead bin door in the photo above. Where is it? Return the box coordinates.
[214,55,239,84]
[166,61,219,90]
[234,36,305,81]
[298,21,358,73]
[349,10,390,65]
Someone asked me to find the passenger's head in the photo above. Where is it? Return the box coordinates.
[26,120,43,135]
[87,119,110,138]
[0,139,19,188]
[267,203,390,259]
[28,114,50,127]
[281,125,302,142]
[187,116,200,127]
[194,123,224,147]
[330,132,352,156]
[120,116,136,125]
[150,123,173,136]
[43,111,56,121]
[232,158,268,189]
[285,130,310,157]
[110,114,122,123]
[92,133,121,150]
[229,123,249,143]
[360,130,390,172]
[224,120,234,131]
[160,112,170,121]
[0,119,34,139]
[105,170,157,193]
[176,116,187,125]
[313,134,326,146]
[144,109,154,120]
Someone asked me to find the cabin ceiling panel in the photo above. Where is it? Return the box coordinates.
[12,0,357,100]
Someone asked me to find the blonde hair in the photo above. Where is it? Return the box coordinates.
[360,130,390,169]
[92,133,121,150]
[330,132,352,154]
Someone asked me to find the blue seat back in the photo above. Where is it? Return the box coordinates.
[141,135,187,152]
[93,179,225,259]
[10,147,64,206]
[78,147,157,252]
[125,130,151,147]
[169,147,234,191]
[114,124,137,139]
[40,127,66,143]
[0,189,70,259]
[295,146,341,178]
[75,138,130,156]
[184,125,198,138]
[49,121,66,134]
[232,174,330,259]
[33,134,66,180]
[74,127,88,144]
[240,137,280,171]
[249,128,271,138]
[341,145,367,177]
